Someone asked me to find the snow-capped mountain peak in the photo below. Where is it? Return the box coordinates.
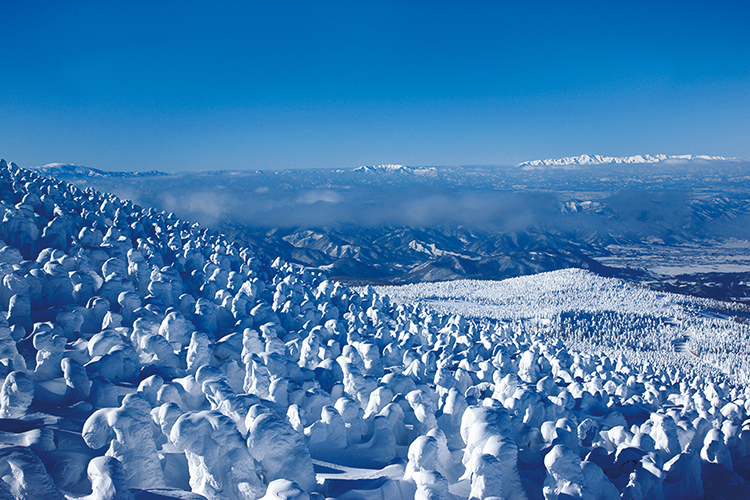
[518,154,732,168]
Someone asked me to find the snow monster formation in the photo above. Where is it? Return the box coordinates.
[0,158,750,499]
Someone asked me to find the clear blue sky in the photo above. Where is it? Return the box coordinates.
[1,0,749,171]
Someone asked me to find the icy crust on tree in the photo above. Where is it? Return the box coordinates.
[1,158,750,500]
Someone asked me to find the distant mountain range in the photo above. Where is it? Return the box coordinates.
[518,154,734,168]
[33,155,738,179]
[352,164,438,175]
[31,163,169,179]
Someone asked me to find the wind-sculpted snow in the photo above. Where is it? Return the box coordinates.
[2,157,750,499]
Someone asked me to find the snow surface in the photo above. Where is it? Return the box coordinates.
[2,158,750,499]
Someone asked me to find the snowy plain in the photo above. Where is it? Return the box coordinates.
[1,158,750,499]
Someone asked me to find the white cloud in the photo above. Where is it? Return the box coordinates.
[297,190,343,204]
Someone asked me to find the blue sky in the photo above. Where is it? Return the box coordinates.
[1,1,749,171]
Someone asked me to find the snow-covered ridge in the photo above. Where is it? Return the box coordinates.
[518,154,733,168]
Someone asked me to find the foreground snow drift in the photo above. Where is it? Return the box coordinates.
[1,158,750,500]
